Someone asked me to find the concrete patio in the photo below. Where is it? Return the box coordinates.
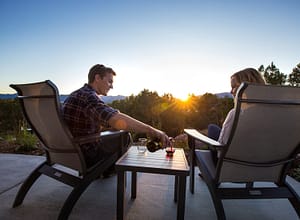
[0,153,299,220]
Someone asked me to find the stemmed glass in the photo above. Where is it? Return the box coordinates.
[166,138,175,156]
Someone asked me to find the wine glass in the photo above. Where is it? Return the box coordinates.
[166,138,175,156]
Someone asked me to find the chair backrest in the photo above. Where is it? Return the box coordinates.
[10,80,87,174]
[218,83,300,183]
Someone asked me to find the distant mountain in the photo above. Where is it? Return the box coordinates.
[215,92,233,98]
[101,95,127,103]
[0,94,17,99]
[0,94,126,104]
[59,95,126,103]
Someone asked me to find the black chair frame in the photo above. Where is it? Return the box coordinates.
[10,80,130,219]
[185,83,300,220]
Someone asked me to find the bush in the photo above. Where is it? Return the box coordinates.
[15,130,38,152]
[5,130,38,152]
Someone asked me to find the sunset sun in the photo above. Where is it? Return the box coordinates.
[179,95,189,102]
[176,93,190,102]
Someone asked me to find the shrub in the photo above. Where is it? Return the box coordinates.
[14,130,38,152]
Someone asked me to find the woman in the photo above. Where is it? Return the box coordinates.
[216,67,266,144]
[217,68,266,144]
[175,68,266,146]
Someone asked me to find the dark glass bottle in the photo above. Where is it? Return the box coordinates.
[146,138,162,152]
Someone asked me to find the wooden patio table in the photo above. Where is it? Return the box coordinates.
[115,146,189,220]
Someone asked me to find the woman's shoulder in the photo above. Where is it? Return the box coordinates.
[225,108,235,120]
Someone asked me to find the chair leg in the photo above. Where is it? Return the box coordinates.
[212,197,226,220]
[58,153,119,220]
[288,197,300,218]
[57,179,92,220]
[197,158,226,220]
[284,179,300,218]
[13,162,46,207]
[207,185,226,220]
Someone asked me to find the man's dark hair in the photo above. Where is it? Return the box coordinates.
[88,64,116,83]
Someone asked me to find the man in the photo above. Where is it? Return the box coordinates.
[63,64,170,168]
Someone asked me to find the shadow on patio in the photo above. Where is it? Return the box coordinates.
[0,153,299,220]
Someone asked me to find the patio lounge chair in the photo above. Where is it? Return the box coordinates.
[10,80,131,220]
[185,82,300,219]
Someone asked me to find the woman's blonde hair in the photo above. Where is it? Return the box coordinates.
[231,68,266,85]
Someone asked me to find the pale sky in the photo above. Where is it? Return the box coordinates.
[1,0,299,100]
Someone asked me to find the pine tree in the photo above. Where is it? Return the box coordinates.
[263,62,286,85]
[288,63,300,87]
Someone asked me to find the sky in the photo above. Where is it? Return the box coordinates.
[1,0,299,100]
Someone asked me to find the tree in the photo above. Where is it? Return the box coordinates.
[258,65,264,73]
[216,97,234,125]
[185,93,219,130]
[262,62,287,85]
[288,63,300,87]
[0,99,24,134]
[160,101,186,137]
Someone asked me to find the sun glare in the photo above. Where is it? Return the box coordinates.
[177,93,190,102]
[173,93,194,110]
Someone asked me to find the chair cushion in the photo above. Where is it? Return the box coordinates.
[195,150,216,179]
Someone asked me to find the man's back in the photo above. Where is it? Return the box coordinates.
[63,84,118,137]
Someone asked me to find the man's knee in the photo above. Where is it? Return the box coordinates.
[208,124,221,141]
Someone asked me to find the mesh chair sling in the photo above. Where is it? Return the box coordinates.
[185,83,300,220]
[10,80,130,220]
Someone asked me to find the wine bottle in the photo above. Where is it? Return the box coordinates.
[146,138,162,152]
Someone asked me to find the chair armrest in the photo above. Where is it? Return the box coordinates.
[100,130,128,137]
[74,130,128,145]
[74,134,101,145]
[184,129,223,150]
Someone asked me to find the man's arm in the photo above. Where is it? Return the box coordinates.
[108,112,170,147]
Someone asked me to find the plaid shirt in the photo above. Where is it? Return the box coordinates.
[62,84,118,137]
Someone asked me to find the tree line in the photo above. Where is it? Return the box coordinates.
[259,62,300,86]
[0,62,299,138]
[110,90,233,137]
